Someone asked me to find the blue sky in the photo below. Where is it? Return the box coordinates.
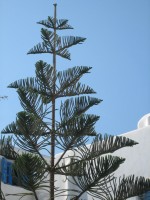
[0,0,150,143]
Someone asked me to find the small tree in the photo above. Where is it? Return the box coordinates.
[1,3,150,200]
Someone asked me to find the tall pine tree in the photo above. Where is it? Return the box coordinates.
[1,3,150,200]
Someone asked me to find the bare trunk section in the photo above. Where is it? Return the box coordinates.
[33,190,39,200]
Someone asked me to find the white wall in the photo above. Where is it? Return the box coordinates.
[114,126,150,178]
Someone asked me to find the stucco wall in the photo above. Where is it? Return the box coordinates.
[114,126,150,178]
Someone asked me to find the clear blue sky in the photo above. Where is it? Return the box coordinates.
[0,0,150,143]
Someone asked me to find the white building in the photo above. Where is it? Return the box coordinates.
[1,114,150,200]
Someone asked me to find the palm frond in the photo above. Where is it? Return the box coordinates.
[28,32,85,59]
[89,134,138,157]
[13,153,46,192]
[13,135,48,154]
[56,66,94,97]
[59,114,99,137]
[109,175,150,200]
[2,111,49,136]
[40,28,55,51]
[40,28,67,56]
[16,89,52,135]
[71,155,125,199]
[16,111,49,151]
[2,111,51,139]
[36,60,54,84]
[9,77,53,103]
[2,111,49,153]
[41,29,71,59]
[17,89,50,118]
[66,134,138,174]
[60,96,102,123]
[56,114,99,151]
[27,42,52,54]
[40,29,71,59]
[56,133,137,178]
[57,82,96,98]
[56,48,71,60]
[27,30,71,59]
[8,77,37,89]
[57,36,86,53]
[37,16,55,29]
[9,61,55,104]
[35,60,55,102]
[1,122,20,134]
[56,66,96,98]
[56,19,73,30]
[55,36,86,60]
[37,16,73,30]
[18,89,42,114]
[0,136,18,160]
[6,193,35,200]
[27,41,71,60]
[27,29,56,54]
[56,157,85,177]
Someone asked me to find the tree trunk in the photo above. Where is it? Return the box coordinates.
[50,3,57,200]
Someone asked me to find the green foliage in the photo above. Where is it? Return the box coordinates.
[0,136,18,160]
[37,17,73,30]
[13,153,46,192]
[106,175,150,200]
